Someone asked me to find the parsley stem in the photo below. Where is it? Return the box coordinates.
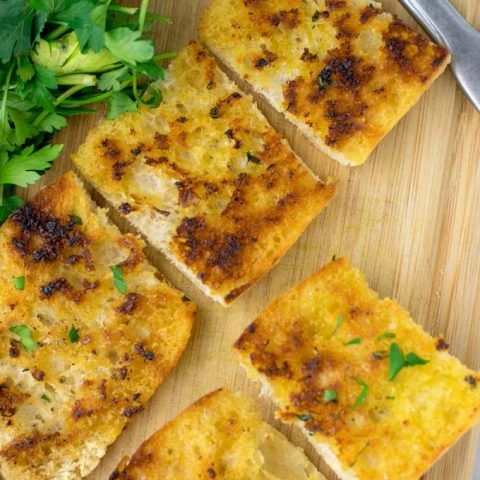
[56,74,97,86]
[33,84,89,127]
[108,4,139,15]
[46,24,70,41]
[0,63,14,152]
[154,51,177,61]
[59,79,133,107]
[138,0,150,35]
[132,71,139,100]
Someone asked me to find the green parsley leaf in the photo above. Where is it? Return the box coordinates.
[37,112,67,134]
[17,64,58,111]
[41,393,51,402]
[9,324,38,351]
[54,1,107,53]
[0,1,37,64]
[17,55,35,81]
[332,313,344,335]
[323,389,337,403]
[0,195,25,224]
[105,28,154,65]
[377,332,396,341]
[69,214,83,225]
[136,60,165,82]
[98,66,130,92]
[352,378,368,409]
[139,85,162,108]
[344,337,361,346]
[297,413,313,421]
[12,276,26,290]
[106,91,138,120]
[405,352,429,366]
[389,342,429,381]
[385,396,395,400]
[68,326,80,343]
[246,152,261,165]
[110,265,127,294]
[0,144,63,187]
[388,342,404,381]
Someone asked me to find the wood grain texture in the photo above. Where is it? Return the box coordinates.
[19,1,480,478]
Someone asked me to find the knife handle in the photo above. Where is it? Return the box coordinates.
[398,0,479,51]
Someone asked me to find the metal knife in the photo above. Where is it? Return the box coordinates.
[399,0,480,112]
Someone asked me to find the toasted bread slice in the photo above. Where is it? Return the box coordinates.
[111,388,324,480]
[200,0,450,166]
[72,41,336,306]
[0,172,195,480]
[234,257,480,480]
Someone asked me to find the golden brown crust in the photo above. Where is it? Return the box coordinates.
[111,389,323,480]
[72,42,335,305]
[0,172,195,480]
[234,257,480,479]
[200,0,451,165]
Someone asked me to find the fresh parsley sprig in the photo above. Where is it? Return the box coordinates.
[0,0,173,224]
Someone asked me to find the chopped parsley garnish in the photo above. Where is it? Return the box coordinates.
[331,254,337,261]
[332,313,344,335]
[317,68,334,90]
[41,393,51,403]
[246,152,262,165]
[110,265,127,295]
[69,214,83,226]
[344,337,361,346]
[323,389,337,403]
[352,378,368,409]
[388,342,429,381]
[312,10,321,21]
[68,326,80,343]
[386,396,395,400]
[377,332,396,341]
[209,105,220,119]
[207,81,214,90]
[12,275,25,290]
[297,413,313,422]
[9,325,38,351]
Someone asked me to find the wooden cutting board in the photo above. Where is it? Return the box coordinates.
[20,1,480,478]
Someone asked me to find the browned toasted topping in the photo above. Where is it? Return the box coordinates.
[269,9,300,29]
[99,379,107,400]
[40,277,83,303]
[325,0,346,10]
[0,384,29,417]
[72,400,94,420]
[31,369,45,381]
[121,405,144,418]
[465,376,477,388]
[153,207,171,216]
[0,432,60,460]
[118,202,133,215]
[359,4,383,23]
[116,293,142,315]
[145,156,168,166]
[284,78,301,113]
[10,205,84,263]
[9,344,20,358]
[301,48,318,62]
[135,343,155,361]
[207,467,217,478]
[435,338,450,351]
[155,133,170,149]
[112,161,131,181]
[131,146,142,156]
[249,348,293,378]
